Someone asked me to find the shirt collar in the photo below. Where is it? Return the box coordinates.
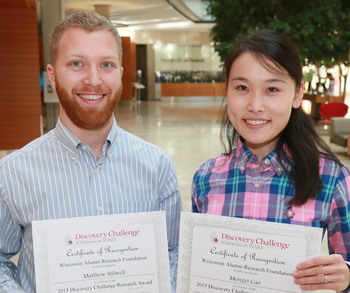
[235,137,291,176]
[54,118,119,156]
[106,118,118,147]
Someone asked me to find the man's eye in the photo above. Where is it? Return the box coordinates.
[71,61,82,67]
[102,62,112,68]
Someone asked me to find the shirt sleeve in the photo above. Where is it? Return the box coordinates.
[157,152,182,293]
[191,160,213,214]
[191,170,201,213]
[327,165,350,292]
[0,178,26,292]
[327,165,350,261]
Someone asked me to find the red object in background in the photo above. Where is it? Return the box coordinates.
[319,102,349,120]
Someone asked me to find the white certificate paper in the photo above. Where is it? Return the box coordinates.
[32,211,171,293]
[177,212,323,293]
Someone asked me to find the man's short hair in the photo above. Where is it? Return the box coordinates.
[50,10,122,65]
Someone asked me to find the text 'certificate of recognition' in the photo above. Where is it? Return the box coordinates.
[177,212,322,293]
[32,211,171,293]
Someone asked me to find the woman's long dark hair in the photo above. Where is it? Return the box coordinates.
[221,30,341,206]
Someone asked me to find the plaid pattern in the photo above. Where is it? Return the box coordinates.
[192,139,350,261]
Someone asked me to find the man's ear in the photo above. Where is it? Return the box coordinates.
[46,64,56,90]
[292,82,305,109]
[120,66,124,77]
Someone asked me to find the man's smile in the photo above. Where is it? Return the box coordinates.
[78,94,106,101]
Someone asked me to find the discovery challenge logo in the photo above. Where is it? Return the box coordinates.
[64,228,140,245]
[210,231,290,250]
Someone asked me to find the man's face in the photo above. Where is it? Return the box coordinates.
[47,27,123,130]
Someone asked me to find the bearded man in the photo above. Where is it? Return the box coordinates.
[0,11,181,293]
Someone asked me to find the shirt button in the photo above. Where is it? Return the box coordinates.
[239,165,245,172]
[82,146,87,151]
[264,159,270,165]
[254,182,260,188]
[93,168,98,174]
[277,167,282,172]
[97,206,103,212]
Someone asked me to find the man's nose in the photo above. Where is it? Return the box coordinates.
[83,68,102,87]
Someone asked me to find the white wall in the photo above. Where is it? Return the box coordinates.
[119,29,213,46]
[154,44,221,72]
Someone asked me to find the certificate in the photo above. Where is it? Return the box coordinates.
[32,211,171,293]
[177,212,322,293]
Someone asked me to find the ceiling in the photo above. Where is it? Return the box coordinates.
[62,0,214,33]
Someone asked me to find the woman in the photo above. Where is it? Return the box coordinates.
[191,30,350,292]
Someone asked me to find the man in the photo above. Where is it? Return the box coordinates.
[0,11,182,292]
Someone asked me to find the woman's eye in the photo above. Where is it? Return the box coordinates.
[267,87,278,93]
[237,85,248,91]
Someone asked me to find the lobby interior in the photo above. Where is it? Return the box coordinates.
[1,2,350,292]
[1,0,350,220]
[1,0,349,209]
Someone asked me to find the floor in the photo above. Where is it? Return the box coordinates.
[1,97,349,292]
[115,97,225,211]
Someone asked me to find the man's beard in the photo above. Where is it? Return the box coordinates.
[56,81,122,130]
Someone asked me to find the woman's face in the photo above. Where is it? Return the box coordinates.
[226,52,304,160]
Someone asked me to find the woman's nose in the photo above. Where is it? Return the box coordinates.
[247,94,265,113]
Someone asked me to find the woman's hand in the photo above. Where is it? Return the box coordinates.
[293,254,350,292]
